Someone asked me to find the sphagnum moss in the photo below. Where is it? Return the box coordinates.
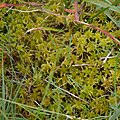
[0,0,120,119]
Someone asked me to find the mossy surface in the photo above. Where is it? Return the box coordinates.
[0,0,120,119]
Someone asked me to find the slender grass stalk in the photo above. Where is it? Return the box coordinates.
[114,59,118,120]
[40,70,54,106]
[56,92,60,120]
[1,48,5,120]
[68,35,72,61]
[85,0,120,13]
[67,75,82,90]
[0,97,86,119]
[40,38,59,106]
[87,7,109,23]
[0,109,8,120]
[109,50,120,120]
[114,52,119,109]
[7,59,16,119]
[109,108,120,120]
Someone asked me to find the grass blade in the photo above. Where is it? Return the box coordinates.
[109,50,120,120]
[1,48,5,120]
[85,0,120,13]
[109,108,120,120]
[104,10,120,27]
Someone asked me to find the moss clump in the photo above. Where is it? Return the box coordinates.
[0,0,120,119]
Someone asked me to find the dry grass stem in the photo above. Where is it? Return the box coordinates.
[102,47,114,64]
[44,79,89,104]
[11,7,120,45]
